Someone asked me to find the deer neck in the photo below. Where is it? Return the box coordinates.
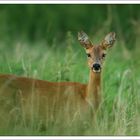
[86,70,101,109]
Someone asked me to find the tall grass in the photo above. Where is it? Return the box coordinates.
[0,32,140,136]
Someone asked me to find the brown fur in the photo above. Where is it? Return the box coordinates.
[0,31,116,125]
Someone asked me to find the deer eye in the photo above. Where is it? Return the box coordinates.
[102,53,106,58]
[87,53,91,57]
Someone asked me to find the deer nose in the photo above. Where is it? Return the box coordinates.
[92,63,101,71]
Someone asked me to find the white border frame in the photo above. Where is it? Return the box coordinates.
[0,0,139,4]
[1,136,140,139]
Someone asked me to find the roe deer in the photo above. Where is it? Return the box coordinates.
[0,31,116,126]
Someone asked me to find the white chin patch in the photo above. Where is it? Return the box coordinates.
[92,69,101,73]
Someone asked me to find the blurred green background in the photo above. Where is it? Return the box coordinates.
[0,4,139,47]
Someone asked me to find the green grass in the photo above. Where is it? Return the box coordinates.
[0,35,140,136]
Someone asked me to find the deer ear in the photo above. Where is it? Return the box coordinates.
[101,32,116,50]
[78,31,93,49]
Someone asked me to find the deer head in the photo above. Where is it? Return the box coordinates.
[78,31,116,73]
